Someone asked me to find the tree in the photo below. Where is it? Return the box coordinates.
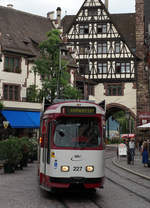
[32,29,81,103]
[0,101,3,110]
[113,111,135,134]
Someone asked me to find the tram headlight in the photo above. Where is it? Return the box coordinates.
[86,166,94,172]
[61,166,70,172]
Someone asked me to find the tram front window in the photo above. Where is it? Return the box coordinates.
[54,117,101,148]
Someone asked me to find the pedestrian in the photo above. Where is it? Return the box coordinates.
[129,139,135,165]
[139,139,143,152]
[126,139,131,164]
[141,140,148,167]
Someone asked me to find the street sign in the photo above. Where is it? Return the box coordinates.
[118,143,127,156]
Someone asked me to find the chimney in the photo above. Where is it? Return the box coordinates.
[105,0,108,10]
[47,11,55,20]
[7,4,13,8]
[56,7,61,27]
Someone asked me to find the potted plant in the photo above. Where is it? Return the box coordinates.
[19,137,30,167]
[0,137,23,173]
[28,137,38,162]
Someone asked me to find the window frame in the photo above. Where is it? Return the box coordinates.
[115,62,131,73]
[97,62,107,73]
[97,24,107,34]
[4,54,21,73]
[97,42,107,54]
[88,8,98,16]
[106,84,123,96]
[79,25,89,35]
[3,84,20,101]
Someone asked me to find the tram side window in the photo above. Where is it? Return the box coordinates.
[47,122,52,164]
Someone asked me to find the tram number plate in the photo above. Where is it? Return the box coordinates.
[73,167,82,171]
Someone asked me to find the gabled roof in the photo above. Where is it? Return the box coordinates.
[0,6,77,68]
[0,6,54,56]
[62,13,136,51]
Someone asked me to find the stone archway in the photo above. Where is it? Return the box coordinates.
[106,103,136,120]
[105,103,136,139]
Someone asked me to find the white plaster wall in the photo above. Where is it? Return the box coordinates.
[0,55,27,99]
[89,82,136,115]
[27,63,42,89]
[0,54,43,100]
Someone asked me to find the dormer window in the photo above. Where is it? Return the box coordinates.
[79,25,89,35]
[4,55,21,73]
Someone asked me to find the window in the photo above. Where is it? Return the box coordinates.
[88,85,95,96]
[88,8,97,16]
[97,42,107,54]
[97,24,107,33]
[79,25,89,34]
[4,55,21,73]
[79,45,89,55]
[98,63,107,73]
[79,62,89,74]
[115,42,121,53]
[115,62,131,73]
[107,85,123,96]
[3,84,20,101]
[54,117,101,148]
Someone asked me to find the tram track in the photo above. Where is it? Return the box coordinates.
[106,176,150,203]
[57,195,104,208]
[105,161,150,203]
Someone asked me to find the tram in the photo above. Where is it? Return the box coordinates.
[38,100,105,191]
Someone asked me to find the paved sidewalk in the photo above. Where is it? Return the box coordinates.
[113,151,150,180]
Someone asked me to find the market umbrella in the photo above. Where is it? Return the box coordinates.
[137,123,150,128]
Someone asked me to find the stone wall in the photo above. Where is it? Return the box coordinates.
[136,0,150,138]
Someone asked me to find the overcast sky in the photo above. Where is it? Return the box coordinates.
[0,0,135,17]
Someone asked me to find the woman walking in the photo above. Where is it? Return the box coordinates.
[141,140,148,167]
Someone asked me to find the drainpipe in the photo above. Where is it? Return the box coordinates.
[105,0,109,10]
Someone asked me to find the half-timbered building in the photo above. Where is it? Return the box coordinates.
[62,0,137,134]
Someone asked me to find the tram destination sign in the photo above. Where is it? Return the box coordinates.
[62,106,96,115]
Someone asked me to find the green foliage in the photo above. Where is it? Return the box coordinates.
[0,136,38,173]
[26,85,41,103]
[112,111,135,134]
[0,137,23,166]
[0,101,4,110]
[32,29,81,103]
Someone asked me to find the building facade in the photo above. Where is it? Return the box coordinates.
[0,5,76,138]
[62,0,137,133]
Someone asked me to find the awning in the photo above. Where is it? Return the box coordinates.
[137,122,150,128]
[1,110,40,128]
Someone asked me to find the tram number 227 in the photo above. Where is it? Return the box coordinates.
[73,167,82,171]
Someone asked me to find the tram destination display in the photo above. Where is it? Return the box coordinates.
[61,106,96,115]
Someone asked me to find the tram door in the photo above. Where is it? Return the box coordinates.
[42,119,52,186]
[41,119,48,185]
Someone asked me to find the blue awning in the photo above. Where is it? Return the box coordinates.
[1,110,40,128]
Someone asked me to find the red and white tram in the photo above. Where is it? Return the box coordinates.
[38,100,105,191]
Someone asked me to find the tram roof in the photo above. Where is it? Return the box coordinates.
[44,101,105,116]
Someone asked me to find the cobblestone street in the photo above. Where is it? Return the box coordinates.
[0,163,55,208]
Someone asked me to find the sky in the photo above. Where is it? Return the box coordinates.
[0,0,135,17]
